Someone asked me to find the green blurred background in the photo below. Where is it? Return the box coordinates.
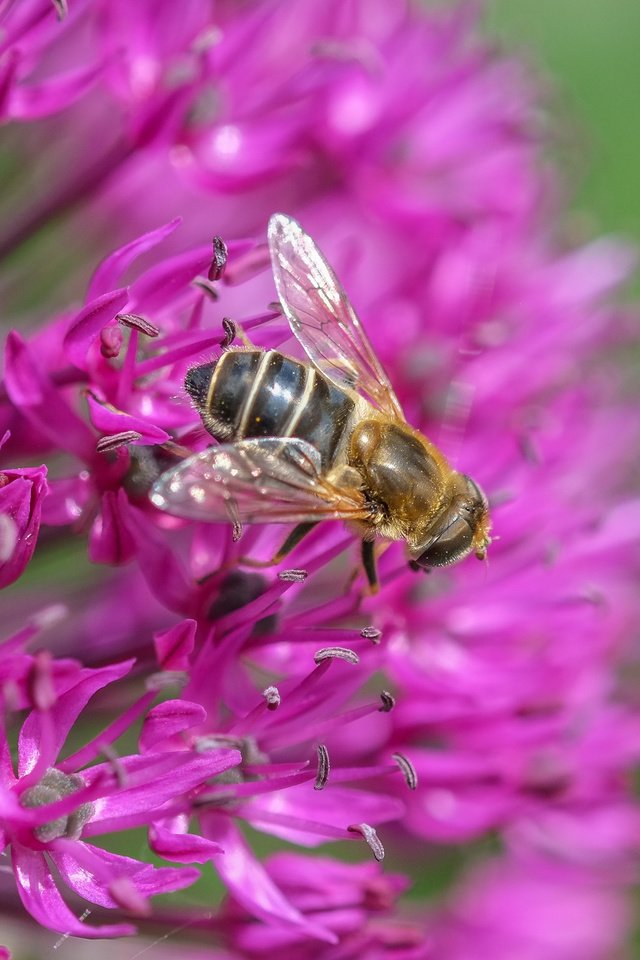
[486,0,640,259]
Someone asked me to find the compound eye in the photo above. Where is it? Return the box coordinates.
[460,474,488,510]
[414,513,474,568]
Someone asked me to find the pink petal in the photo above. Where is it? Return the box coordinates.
[18,660,134,778]
[62,288,129,369]
[12,845,135,937]
[3,332,95,461]
[88,491,137,565]
[83,749,241,830]
[86,392,169,445]
[202,816,335,941]
[149,822,224,863]
[246,784,405,847]
[87,218,182,301]
[40,474,92,526]
[0,466,48,589]
[139,699,206,752]
[50,839,200,908]
[128,246,212,313]
[8,64,102,120]
[153,619,196,671]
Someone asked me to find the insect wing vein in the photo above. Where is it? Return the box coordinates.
[150,437,368,525]
[268,213,405,420]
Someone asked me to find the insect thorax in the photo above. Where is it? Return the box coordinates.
[348,419,448,536]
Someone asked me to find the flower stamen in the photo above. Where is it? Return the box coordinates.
[117,313,160,338]
[314,647,360,665]
[391,753,418,790]
[314,744,330,790]
[348,822,385,862]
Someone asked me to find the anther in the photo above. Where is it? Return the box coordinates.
[314,744,330,790]
[314,647,360,665]
[392,753,418,790]
[21,768,94,841]
[348,823,385,861]
[379,690,395,713]
[117,313,159,338]
[208,236,228,281]
[96,431,142,453]
[278,569,308,583]
[361,626,382,643]
[220,317,237,349]
[263,686,281,710]
[230,521,244,544]
[267,300,284,315]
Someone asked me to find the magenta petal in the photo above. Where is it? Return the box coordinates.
[139,699,206,752]
[50,839,200,907]
[3,332,95,461]
[149,822,224,863]
[9,64,103,120]
[40,474,92,526]
[12,845,135,938]
[17,660,134,778]
[0,465,47,589]
[153,619,196,671]
[247,785,405,848]
[84,749,241,828]
[128,246,212,313]
[87,218,182,300]
[62,288,129,369]
[88,491,137,565]
[86,392,170,445]
[203,816,336,941]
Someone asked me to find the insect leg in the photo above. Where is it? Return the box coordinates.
[361,539,379,594]
[238,522,319,569]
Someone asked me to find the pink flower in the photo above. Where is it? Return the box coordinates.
[218,852,421,958]
[143,626,411,936]
[0,450,47,588]
[0,1,637,956]
[0,656,240,937]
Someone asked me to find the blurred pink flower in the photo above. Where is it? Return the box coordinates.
[0,656,240,937]
[0,445,47,588]
[0,0,638,957]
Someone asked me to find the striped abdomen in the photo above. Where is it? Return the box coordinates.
[185,350,356,468]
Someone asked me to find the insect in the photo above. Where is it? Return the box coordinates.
[150,213,491,591]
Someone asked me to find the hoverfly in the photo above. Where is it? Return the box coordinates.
[150,214,491,590]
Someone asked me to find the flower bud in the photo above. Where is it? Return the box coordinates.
[0,465,47,588]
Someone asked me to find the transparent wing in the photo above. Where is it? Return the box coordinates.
[268,213,405,420]
[150,437,369,531]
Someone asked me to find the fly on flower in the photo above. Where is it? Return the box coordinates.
[151,214,491,590]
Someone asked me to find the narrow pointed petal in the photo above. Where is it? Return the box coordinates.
[87,218,182,300]
[18,660,134,777]
[50,839,200,908]
[62,288,129,369]
[12,845,135,937]
[202,816,336,943]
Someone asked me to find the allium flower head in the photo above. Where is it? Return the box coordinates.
[1,657,240,937]
[0,1,638,958]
